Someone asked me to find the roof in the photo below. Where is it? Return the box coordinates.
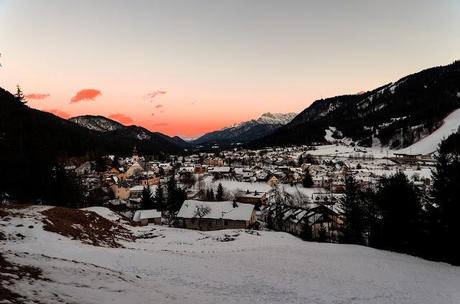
[235,191,266,199]
[133,209,162,221]
[177,200,254,221]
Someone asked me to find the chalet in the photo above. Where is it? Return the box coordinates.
[111,184,130,200]
[177,200,256,231]
[235,190,268,206]
[75,161,92,176]
[132,209,162,225]
[129,185,144,199]
[139,176,160,186]
[126,162,143,177]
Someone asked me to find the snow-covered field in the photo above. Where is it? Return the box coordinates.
[398,108,460,155]
[1,206,460,304]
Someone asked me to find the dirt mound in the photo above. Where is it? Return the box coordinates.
[41,207,134,248]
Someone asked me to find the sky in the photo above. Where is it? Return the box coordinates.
[1,0,459,137]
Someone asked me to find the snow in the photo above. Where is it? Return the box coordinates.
[177,200,254,221]
[222,112,297,130]
[202,176,327,198]
[133,209,161,221]
[398,108,460,155]
[1,206,460,304]
[82,206,123,222]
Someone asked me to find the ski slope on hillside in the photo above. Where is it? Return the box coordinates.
[398,108,460,155]
[1,206,460,304]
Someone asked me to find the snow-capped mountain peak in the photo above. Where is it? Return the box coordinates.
[69,115,124,132]
[193,112,298,146]
[256,112,297,125]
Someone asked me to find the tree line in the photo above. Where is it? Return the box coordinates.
[339,136,460,265]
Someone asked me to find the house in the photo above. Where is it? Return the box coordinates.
[111,184,130,200]
[75,161,92,175]
[177,200,256,231]
[126,162,143,177]
[129,185,144,199]
[132,209,162,225]
[235,190,268,206]
[139,176,160,186]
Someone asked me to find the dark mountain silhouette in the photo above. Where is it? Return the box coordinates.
[252,60,460,149]
[0,87,185,200]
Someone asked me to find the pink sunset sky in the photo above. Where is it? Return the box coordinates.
[1,0,459,137]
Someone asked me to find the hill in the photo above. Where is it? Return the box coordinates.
[1,205,459,304]
[0,87,185,200]
[253,61,460,150]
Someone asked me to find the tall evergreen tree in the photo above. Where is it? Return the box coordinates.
[372,172,422,253]
[166,173,186,217]
[206,188,215,201]
[141,186,154,209]
[14,85,27,105]
[302,170,313,188]
[429,137,460,264]
[216,183,224,201]
[154,184,165,211]
[339,175,366,244]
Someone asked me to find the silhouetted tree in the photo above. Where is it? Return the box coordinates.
[371,172,422,253]
[154,184,165,211]
[141,186,154,209]
[302,170,313,188]
[339,175,367,244]
[14,85,27,105]
[216,183,224,201]
[428,137,460,264]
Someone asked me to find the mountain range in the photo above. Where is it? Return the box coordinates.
[192,112,297,147]
[252,60,460,149]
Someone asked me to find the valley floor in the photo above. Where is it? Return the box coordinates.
[1,206,460,304]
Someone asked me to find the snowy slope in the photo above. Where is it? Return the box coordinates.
[1,206,460,304]
[69,115,124,132]
[397,108,460,155]
[193,112,297,145]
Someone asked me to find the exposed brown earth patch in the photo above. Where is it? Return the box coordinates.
[41,207,134,248]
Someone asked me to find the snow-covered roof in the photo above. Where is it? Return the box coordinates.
[177,200,254,221]
[208,166,231,173]
[130,185,144,192]
[133,209,162,221]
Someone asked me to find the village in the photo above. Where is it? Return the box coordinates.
[63,143,434,242]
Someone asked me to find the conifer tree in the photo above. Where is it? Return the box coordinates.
[216,183,224,201]
[141,186,154,209]
[14,85,27,105]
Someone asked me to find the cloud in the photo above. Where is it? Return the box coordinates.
[153,122,168,126]
[154,104,163,109]
[146,90,167,100]
[70,89,102,103]
[25,93,50,100]
[108,113,133,125]
[45,109,70,119]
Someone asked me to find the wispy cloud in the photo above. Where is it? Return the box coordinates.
[25,93,50,100]
[70,89,102,103]
[154,104,163,109]
[146,90,167,100]
[108,113,133,125]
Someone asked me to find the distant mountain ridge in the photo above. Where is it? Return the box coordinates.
[193,112,297,146]
[70,115,190,149]
[252,60,460,150]
[69,115,124,132]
